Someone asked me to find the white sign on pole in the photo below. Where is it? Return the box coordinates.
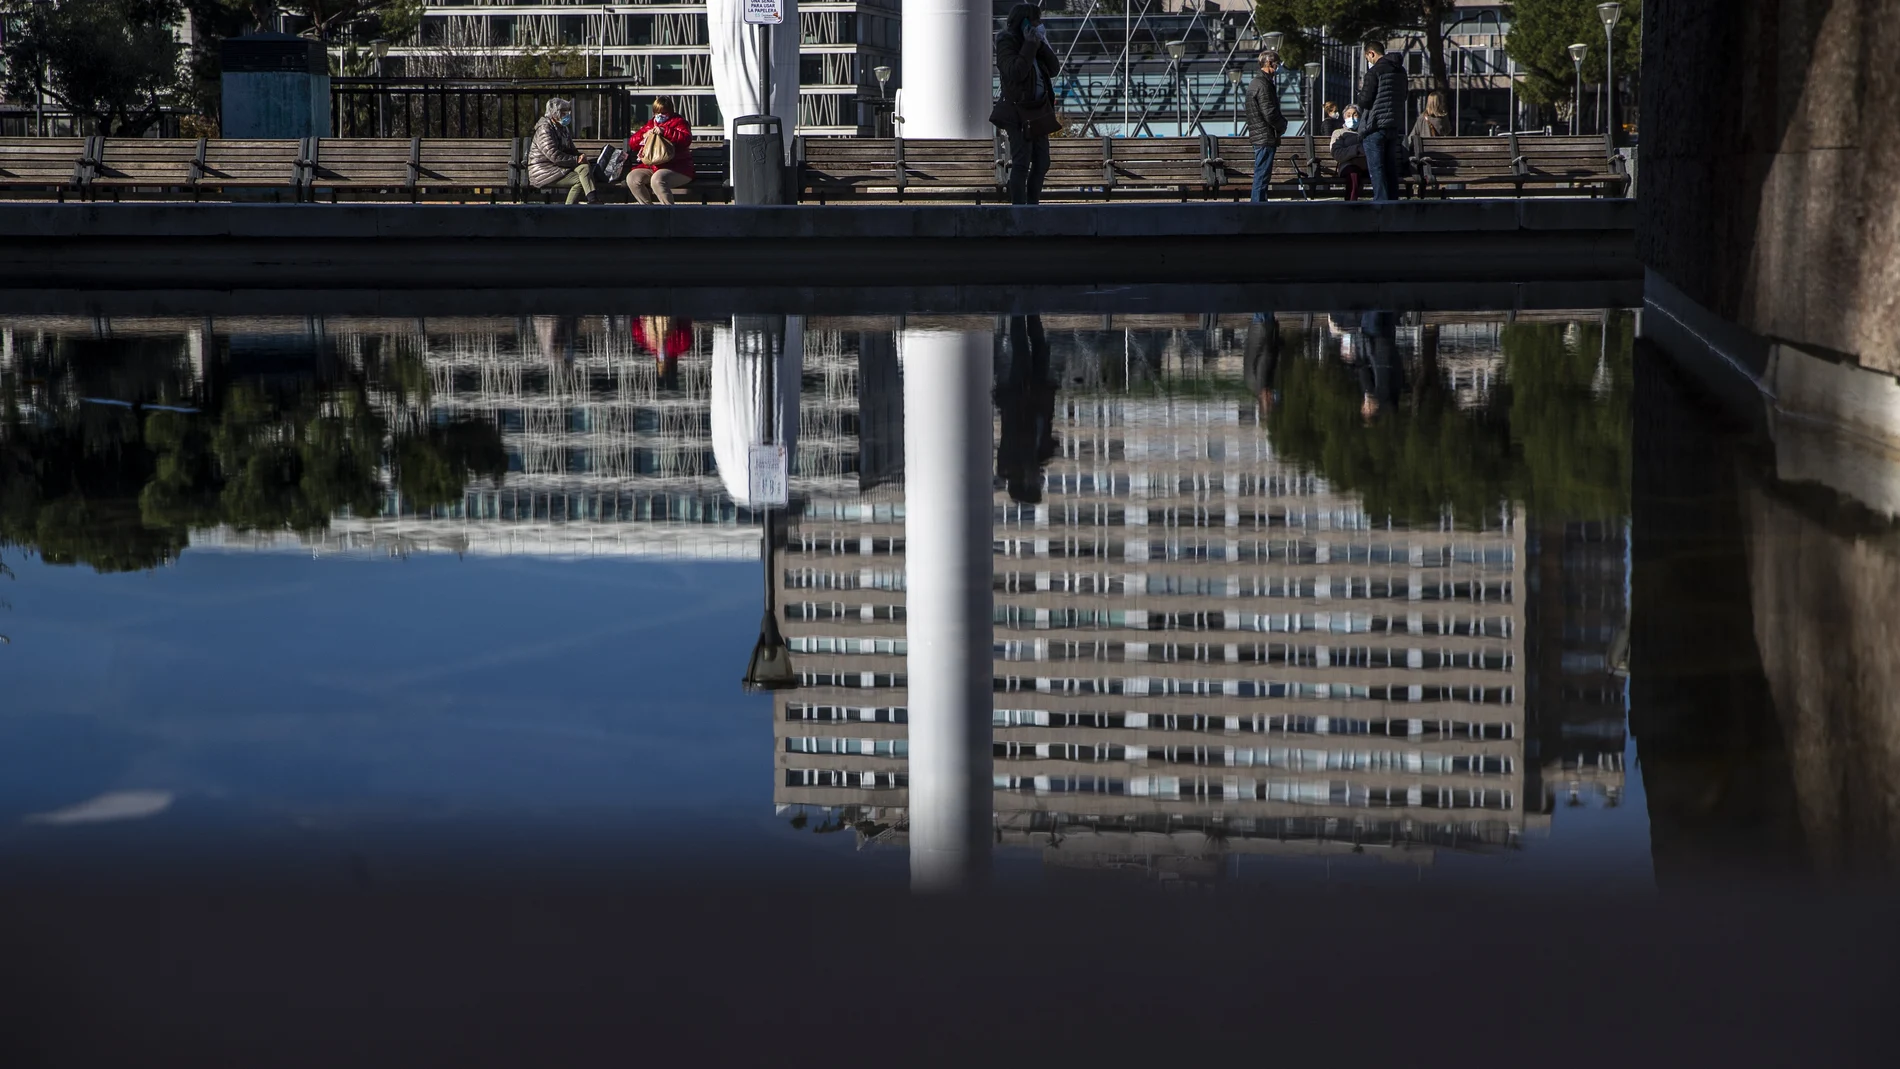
[743,0,783,25]
[748,443,789,506]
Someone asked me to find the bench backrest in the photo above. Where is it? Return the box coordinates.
[91,139,200,186]
[0,137,89,186]
[311,138,418,187]
[1414,136,1520,179]
[417,138,515,188]
[196,139,304,188]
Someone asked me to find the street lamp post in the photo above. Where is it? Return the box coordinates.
[1226,67,1244,137]
[1167,40,1188,137]
[1303,61,1320,182]
[31,0,54,137]
[1568,43,1587,136]
[1597,3,1622,146]
[874,64,892,136]
[371,38,390,138]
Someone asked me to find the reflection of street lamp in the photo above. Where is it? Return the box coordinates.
[743,511,798,692]
[1167,40,1188,136]
[1568,43,1587,135]
[1597,3,1621,143]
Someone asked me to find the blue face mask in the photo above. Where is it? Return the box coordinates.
[561,114,573,127]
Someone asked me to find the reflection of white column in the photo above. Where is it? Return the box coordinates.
[901,0,993,138]
[901,328,994,890]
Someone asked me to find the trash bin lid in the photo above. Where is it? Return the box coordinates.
[733,114,782,134]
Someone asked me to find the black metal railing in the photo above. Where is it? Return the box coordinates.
[329,78,657,140]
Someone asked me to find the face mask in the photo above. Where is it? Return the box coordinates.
[561,114,573,127]
[1345,117,1358,129]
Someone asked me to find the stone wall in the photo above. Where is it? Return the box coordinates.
[1639,0,1900,374]
[1745,480,1900,878]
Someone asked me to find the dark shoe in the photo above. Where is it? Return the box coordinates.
[585,190,606,205]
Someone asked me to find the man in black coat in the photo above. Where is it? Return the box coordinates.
[1243,50,1288,203]
[1355,40,1410,202]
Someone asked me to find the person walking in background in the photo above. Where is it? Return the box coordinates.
[1410,90,1451,145]
[528,98,599,205]
[1243,50,1288,203]
[625,96,695,205]
[1356,41,1409,202]
[1330,105,1369,201]
[992,4,1061,206]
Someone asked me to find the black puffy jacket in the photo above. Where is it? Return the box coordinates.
[1243,71,1287,148]
[1356,53,1409,135]
[994,5,1059,124]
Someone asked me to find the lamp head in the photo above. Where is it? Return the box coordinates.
[1167,40,1188,60]
[1262,31,1285,54]
[1225,67,1243,85]
[874,65,891,86]
[1597,2,1622,30]
[371,38,391,59]
[1304,62,1321,81]
[1569,43,1587,65]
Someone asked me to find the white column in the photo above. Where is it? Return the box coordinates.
[901,0,994,138]
[900,328,994,890]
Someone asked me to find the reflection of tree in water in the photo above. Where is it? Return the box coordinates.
[1265,314,1632,525]
[1,333,506,574]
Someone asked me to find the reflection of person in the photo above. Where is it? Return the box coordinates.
[992,4,1060,205]
[532,315,576,363]
[528,98,598,205]
[1244,313,1283,417]
[626,96,695,205]
[1356,311,1403,420]
[995,315,1056,504]
[633,315,694,390]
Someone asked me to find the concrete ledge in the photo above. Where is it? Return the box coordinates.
[0,201,1637,290]
[0,279,1644,318]
[1644,266,1900,518]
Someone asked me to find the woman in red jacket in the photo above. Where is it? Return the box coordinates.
[625,96,695,205]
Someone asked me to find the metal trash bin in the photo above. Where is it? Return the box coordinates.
[731,114,787,205]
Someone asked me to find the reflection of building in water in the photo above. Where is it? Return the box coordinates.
[777,326,1543,876]
[1527,520,1629,814]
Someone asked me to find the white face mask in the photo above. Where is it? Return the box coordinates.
[1344,116,1358,130]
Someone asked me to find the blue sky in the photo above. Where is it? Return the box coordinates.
[0,547,1650,891]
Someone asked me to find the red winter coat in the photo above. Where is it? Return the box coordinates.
[628,114,694,178]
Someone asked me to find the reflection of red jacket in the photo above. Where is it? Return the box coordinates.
[633,317,694,360]
[628,115,694,177]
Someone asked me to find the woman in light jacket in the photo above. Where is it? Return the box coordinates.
[527,98,599,204]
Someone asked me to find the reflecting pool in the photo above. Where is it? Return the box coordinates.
[0,306,1889,894]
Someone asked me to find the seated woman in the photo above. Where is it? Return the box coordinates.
[1330,105,1370,202]
[528,98,599,205]
[625,96,695,205]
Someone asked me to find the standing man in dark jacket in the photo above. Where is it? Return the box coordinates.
[1243,50,1288,203]
[991,4,1061,205]
[1355,41,1409,201]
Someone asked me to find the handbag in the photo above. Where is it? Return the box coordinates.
[595,144,629,184]
[639,127,676,168]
